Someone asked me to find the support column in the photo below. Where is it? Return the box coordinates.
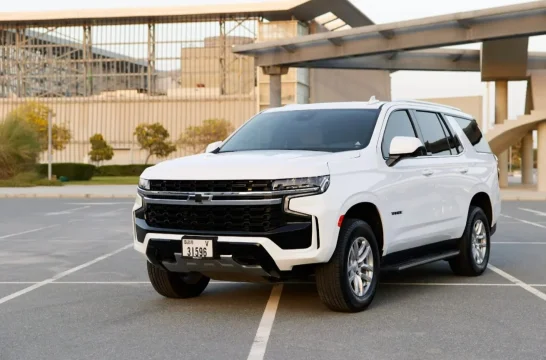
[495,80,509,188]
[262,66,289,108]
[147,23,156,95]
[538,122,546,192]
[521,132,534,185]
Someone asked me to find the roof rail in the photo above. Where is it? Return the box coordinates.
[393,99,462,112]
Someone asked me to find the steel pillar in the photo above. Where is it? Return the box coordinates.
[147,23,156,95]
[219,19,227,95]
[495,80,509,188]
[15,28,25,97]
[83,25,93,96]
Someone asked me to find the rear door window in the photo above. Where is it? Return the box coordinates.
[413,111,452,156]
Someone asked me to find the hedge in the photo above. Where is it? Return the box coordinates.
[37,163,96,181]
[94,164,153,177]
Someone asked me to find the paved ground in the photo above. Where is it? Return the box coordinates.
[0,199,545,360]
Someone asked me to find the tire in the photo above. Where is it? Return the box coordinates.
[315,218,381,313]
[449,206,491,276]
[147,261,210,298]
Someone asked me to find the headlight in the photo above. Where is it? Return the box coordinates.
[138,178,150,190]
[272,175,330,193]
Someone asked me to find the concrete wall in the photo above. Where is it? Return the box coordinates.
[0,96,256,165]
[307,20,391,103]
[419,95,483,125]
[310,68,391,103]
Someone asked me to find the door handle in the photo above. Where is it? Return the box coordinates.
[422,169,434,176]
[457,167,469,174]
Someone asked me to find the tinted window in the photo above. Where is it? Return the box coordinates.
[449,116,492,153]
[414,111,452,156]
[438,115,463,154]
[381,110,417,158]
[218,109,380,153]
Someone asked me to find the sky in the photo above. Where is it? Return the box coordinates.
[1,0,544,127]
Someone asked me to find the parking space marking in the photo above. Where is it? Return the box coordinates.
[493,242,546,244]
[247,284,283,360]
[381,282,517,286]
[519,208,546,217]
[66,202,133,205]
[488,264,546,302]
[44,206,90,216]
[0,224,60,240]
[0,243,132,306]
[501,214,546,229]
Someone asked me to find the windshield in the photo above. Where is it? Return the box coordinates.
[218,108,380,153]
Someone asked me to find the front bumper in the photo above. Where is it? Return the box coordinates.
[132,191,336,274]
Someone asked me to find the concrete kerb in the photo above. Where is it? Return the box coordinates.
[1,193,136,199]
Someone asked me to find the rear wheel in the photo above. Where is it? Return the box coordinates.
[315,219,380,313]
[449,206,490,276]
[147,261,210,298]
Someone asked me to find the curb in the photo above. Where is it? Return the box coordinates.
[501,195,546,201]
[1,194,136,199]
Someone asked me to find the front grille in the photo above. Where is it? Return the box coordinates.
[149,180,273,193]
[145,203,289,232]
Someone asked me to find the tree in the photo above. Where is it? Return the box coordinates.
[88,133,114,165]
[134,123,177,164]
[7,101,72,152]
[178,118,233,154]
[0,116,41,179]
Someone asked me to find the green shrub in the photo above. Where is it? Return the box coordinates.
[0,116,41,179]
[0,171,62,187]
[94,164,153,177]
[37,163,96,181]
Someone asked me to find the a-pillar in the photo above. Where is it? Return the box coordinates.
[495,80,509,188]
[262,66,289,108]
[538,122,546,192]
[521,132,534,185]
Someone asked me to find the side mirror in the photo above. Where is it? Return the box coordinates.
[387,136,425,166]
[205,141,222,153]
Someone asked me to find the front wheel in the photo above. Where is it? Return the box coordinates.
[449,206,491,276]
[315,218,380,313]
[147,261,210,298]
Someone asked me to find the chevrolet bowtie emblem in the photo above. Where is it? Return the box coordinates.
[188,193,212,203]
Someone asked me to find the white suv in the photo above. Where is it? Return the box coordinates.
[133,98,501,312]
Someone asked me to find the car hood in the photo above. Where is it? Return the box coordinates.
[141,150,360,180]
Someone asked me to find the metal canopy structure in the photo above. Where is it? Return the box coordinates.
[304,49,546,72]
[232,0,546,68]
[0,0,373,27]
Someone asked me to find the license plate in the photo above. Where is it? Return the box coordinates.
[182,238,213,259]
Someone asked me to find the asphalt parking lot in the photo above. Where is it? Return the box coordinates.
[0,199,545,360]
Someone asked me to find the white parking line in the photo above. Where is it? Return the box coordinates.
[44,206,90,216]
[519,208,546,217]
[66,202,133,205]
[0,224,60,240]
[493,242,546,245]
[247,284,283,360]
[381,282,517,286]
[488,264,546,302]
[501,214,546,229]
[0,243,132,306]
